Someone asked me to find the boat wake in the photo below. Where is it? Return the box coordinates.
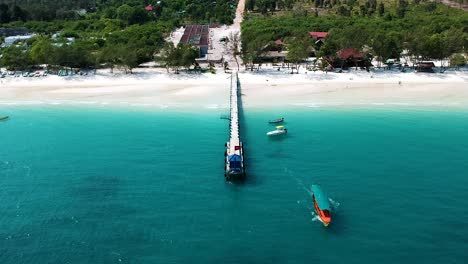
[283,167,312,195]
[310,212,323,223]
[329,198,340,210]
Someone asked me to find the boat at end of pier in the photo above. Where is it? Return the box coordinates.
[311,185,332,227]
[224,142,245,181]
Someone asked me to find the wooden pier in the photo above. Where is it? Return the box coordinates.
[224,73,245,180]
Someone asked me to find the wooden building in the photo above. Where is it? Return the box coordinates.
[415,61,435,73]
[326,48,370,69]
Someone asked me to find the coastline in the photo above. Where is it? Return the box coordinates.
[1,68,467,110]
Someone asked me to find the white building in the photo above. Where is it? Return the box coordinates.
[2,34,36,48]
[52,33,75,45]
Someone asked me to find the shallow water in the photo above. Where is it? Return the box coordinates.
[1,106,468,263]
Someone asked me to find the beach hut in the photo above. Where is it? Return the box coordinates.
[415,62,435,73]
[309,32,329,49]
[309,32,329,39]
[326,48,370,70]
[274,39,284,46]
[259,51,288,63]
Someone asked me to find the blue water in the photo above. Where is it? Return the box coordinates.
[1,106,468,263]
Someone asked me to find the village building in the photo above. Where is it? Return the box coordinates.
[325,48,370,69]
[309,31,329,48]
[274,39,284,47]
[179,25,210,58]
[2,34,36,48]
[51,33,76,47]
[257,39,288,63]
[260,50,288,63]
[416,61,435,73]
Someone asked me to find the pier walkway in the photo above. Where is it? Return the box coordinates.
[225,73,245,180]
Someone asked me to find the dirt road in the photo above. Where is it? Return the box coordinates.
[233,0,246,29]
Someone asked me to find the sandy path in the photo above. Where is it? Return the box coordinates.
[441,0,468,11]
[233,0,246,29]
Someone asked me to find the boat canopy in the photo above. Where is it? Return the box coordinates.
[228,154,242,169]
[312,185,331,211]
[276,126,285,129]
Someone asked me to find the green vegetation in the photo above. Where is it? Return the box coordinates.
[0,1,236,72]
[242,1,468,68]
[245,0,297,14]
[286,36,311,73]
[157,43,199,73]
[0,0,236,24]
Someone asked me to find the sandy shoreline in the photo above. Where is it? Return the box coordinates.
[1,68,467,109]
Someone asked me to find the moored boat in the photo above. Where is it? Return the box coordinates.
[266,125,287,136]
[268,117,284,124]
[311,185,331,227]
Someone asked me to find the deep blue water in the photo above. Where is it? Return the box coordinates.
[1,106,468,263]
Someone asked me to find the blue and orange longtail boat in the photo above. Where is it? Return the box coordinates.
[311,185,332,227]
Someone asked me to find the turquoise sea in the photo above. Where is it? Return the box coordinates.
[1,106,468,263]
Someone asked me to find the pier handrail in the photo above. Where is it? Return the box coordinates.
[225,72,245,179]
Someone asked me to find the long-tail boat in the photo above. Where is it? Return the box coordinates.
[312,185,332,227]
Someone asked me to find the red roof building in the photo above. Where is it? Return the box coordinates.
[145,5,153,11]
[180,25,209,47]
[180,25,210,57]
[337,48,363,60]
[309,32,329,39]
[274,39,284,46]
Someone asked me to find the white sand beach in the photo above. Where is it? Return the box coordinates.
[1,68,467,109]
[239,69,468,108]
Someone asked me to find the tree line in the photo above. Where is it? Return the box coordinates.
[0,0,237,73]
[245,0,297,14]
[241,1,468,69]
[0,30,202,74]
[0,0,236,25]
[0,37,140,73]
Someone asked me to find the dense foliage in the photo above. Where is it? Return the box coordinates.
[242,1,468,67]
[0,22,168,72]
[157,43,199,73]
[245,0,298,14]
[0,1,237,72]
[0,0,236,24]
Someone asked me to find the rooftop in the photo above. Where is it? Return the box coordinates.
[337,48,363,60]
[309,32,329,39]
[3,34,36,47]
[180,25,209,47]
[274,39,284,46]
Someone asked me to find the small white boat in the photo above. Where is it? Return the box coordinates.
[267,125,288,136]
